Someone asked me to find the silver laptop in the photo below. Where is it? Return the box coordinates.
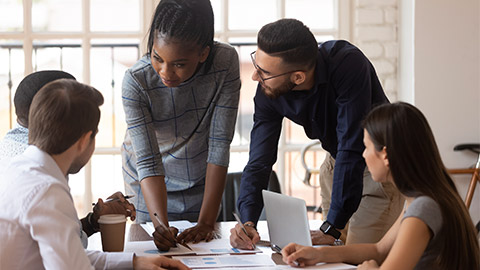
[262,190,312,250]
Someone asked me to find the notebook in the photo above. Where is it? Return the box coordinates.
[262,190,312,250]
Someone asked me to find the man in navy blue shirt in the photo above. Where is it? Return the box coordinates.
[230,19,403,249]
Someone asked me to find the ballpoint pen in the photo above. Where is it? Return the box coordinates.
[153,212,177,247]
[91,195,135,206]
[272,244,299,266]
[232,212,256,250]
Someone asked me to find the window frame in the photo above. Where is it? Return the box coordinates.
[1,0,351,216]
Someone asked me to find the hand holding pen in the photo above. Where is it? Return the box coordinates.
[91,192,136,222]
[92,194,135,206]
[231,212,257,250]
[152,212,179,251]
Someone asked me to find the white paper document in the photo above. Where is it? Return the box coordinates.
[175,254,275,268]
[124,240,195,256]
[141,220,195,235]
[188,238,262,255]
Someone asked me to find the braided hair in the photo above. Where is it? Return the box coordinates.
[147,0,215,70]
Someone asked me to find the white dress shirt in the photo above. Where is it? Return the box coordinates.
[0,146,134,270]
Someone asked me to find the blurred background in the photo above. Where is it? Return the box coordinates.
[0,0,478,225]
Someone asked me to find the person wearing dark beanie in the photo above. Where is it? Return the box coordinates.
[0,70,76,162]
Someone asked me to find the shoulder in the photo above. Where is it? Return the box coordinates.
[124,55,155,82]
[213,41,238,57]
[0,138,27,160]
[123,55,160,92]
[2,158,69,215]
[319,40,369,69]
[128,54,152,74]
[210,41,239,67]
[319,40,363,56]
[404,196,442,236]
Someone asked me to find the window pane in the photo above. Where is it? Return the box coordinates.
[32,0,82,32]
[285,150,324,220]
[230,44,256,147]
[90,39,140,147]
[32,40,83,80]
[0,0,23,32]
[228,152,249,173]
[286,0,335,30]
[0,42,24,135]
[91,155,125,201]
[228,0,277,30]
[211,0,222,32]
[90,0,140,32]
[69,167,86,216]
[316,35,335,43]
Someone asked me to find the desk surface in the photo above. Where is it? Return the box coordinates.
[88,220,355,269]
[88,220,321,248]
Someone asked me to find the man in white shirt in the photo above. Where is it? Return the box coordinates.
[0,70,138,248]
[0,78,189,270]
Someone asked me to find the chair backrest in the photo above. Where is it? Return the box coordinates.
[219,170,281,222]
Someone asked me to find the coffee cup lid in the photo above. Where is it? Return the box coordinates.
[98,214,127,224]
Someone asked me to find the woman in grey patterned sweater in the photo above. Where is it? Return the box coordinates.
[121,0,240,251]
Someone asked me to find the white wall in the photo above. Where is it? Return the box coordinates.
[400,0,480,223]
[353,0,399,101]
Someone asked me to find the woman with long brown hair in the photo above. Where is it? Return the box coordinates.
[282,102,479,269]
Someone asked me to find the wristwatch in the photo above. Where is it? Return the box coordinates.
[244,222,257,231]
[320,221,341,239]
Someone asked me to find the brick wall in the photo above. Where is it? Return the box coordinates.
[353,0,399,101]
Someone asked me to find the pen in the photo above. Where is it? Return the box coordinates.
[232,212,255,249]
[272,244,282,253]
[153,212,177,247]
[272,244,299,266]
[91,195,135,206]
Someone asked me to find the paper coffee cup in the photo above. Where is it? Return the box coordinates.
[98,214,127,252]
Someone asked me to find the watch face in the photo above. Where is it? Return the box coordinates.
[320,221,340,239]
[320,222,331,232]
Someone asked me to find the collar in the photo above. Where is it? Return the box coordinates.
[23,145,68,184]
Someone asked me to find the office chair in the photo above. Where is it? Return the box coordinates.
[219,170,281,222]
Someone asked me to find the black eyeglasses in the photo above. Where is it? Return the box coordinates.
[250,51,303,83]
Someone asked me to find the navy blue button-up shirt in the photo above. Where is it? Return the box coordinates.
[237,40,389,229]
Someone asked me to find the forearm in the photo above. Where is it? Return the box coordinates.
[198,163,227,226]
[140,176,169,226]
[317,244,381,265]
[237,165,271,223]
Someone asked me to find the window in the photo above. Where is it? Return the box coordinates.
[0,0,349,219]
